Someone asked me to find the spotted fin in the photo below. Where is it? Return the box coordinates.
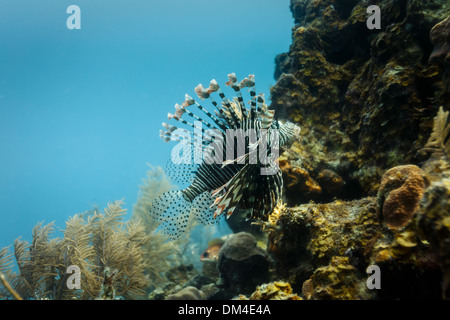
[148,190,193,238]
[191,191,223,227]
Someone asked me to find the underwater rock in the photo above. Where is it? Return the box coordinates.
[165,264,199,285]
[269,73,306,119]
[417,178,450,299]
[237,281,302,300]
[152,264,202,298]
[217,232,271,297]
[302,256,373,300]
[429,16,450,65]
[166,286,205,300]
[223,211,267,245]
[201,260,220,281]
[150,264,218,300]
[279,159,322,203]
[271,0,450,199]
[377,165,428,230]
[267,197,379,293]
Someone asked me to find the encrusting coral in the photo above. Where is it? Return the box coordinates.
[302,256,372,300]
[237,281,302,300]
[259,106,450,300]
[248,0,450,300]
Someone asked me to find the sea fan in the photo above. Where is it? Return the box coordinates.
[0,200,170,300]
[420,106,450,159]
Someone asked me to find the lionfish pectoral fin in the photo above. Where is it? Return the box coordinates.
[226,206,237,218]
[191,191,223,226]
[213,203,227,219]
[211,165,252,219]
[211,184,226,198]
[147,190,193,239]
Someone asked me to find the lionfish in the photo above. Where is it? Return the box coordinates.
[149,73,300,238]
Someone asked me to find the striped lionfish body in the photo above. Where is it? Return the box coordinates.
[149,73,301,238]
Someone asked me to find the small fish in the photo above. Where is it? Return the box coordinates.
[200,238,225,262]
[149,73,301,238]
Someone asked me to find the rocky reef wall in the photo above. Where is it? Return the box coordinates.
[272,0,450,199]
[265,0,450,300]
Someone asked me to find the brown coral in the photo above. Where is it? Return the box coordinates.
[279,159,322,202]
[377,165,428,230]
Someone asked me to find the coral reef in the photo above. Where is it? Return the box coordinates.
[272,0,450,198]
[417,177,450,299]
[429,16,450,68]
[266,197,379,294]
[263,173,444,299]
[261,134,450,300]
[302,256,372,300]
[236,0,450,301]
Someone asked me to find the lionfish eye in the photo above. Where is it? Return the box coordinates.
[203,252,209,257]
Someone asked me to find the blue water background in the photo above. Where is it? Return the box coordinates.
[0,0,293,249]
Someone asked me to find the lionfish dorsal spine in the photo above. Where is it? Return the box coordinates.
[214,82,243,128]
[225,73,249,120]
[191,98,228,132]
